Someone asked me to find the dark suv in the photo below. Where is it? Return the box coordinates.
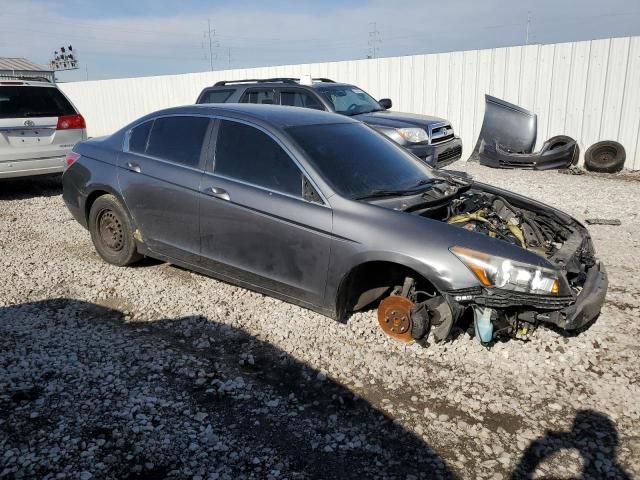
[196,78,462,168]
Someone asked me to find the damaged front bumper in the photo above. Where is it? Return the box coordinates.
[469,95,579,170]
[543,261,608,330]
[447,261,608,334]
[478,139,579,170]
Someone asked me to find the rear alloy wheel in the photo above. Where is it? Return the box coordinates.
[88,194,142,266]
[584,140,626,173]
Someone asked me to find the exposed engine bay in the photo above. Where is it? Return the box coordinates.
[446,191,580,262]
[371,177,606,347]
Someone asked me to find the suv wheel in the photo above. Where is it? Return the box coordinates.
[89,194,142,266]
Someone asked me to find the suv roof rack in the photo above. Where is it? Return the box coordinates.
[214,78,298,86]
[213,77,336,87]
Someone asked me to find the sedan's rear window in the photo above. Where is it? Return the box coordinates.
[145,116,209,168]
[0,86,76,118]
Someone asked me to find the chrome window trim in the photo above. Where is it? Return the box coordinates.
[209,172,329,208]
[122,112,330,206]
[208,115,330,207]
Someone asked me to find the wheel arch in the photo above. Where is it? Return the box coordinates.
[84,186,135,227]
[334,259,440,323]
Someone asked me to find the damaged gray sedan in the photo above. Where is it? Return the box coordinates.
[62,104,607,346]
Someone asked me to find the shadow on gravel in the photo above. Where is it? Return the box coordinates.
[0,174,62,200]
[0,299,455,479]
[511,410,631,480]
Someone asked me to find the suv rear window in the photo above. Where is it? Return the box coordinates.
[0,86,76,118]
[200,89,234,104]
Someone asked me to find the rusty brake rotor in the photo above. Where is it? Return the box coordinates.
[377,295,416,343]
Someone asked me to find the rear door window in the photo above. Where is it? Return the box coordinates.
[239,88,276,105]
[200,89,234,103]
[214,120,302,197]
[144,116,210,168]
[128,120,153,154]
[279,90,324,110]
[0,86,76,118]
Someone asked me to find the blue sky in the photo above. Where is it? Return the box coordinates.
[2,0,639,81]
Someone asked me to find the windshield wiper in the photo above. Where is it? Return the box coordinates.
[355,189,413,200]
[355,179,437,200]
[410,178,436,189]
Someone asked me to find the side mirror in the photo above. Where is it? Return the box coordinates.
[378,98,392,110]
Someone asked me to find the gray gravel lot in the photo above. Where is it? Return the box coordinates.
[1,163,639,479]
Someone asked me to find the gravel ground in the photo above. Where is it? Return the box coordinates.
[1,164,639,479]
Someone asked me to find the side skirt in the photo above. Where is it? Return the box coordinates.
[135,243,338,321]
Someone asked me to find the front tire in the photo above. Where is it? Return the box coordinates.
[88,194,142,266]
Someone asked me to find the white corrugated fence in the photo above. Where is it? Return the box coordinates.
[60,36,640,169]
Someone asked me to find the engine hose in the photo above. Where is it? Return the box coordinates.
[522,217,546,245]
[447,213,491,224]
[491,195,520,215]
[507,223,527,248]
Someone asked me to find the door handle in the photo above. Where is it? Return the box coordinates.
[126,162,142,173]
[204,186,230,201]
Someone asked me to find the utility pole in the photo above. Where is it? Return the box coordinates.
[228,47,231,69]
[204,19,219,71]
[525,11,531,45]
[85,64,88,81]
[368,22,381,59]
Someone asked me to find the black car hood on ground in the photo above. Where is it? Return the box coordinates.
[353,110,448,129]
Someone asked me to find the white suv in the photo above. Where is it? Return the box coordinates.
[0,79,86,179]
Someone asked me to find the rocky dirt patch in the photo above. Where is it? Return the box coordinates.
[1,164,639,479]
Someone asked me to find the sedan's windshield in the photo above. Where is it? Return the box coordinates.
[286,123,435,200]
[316,85,382,116]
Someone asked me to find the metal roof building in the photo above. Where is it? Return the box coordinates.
[0,57,55,83]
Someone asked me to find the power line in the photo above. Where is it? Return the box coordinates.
[203,19,220,71]
[367,22,381,59]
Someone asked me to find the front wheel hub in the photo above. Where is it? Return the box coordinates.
[377,295,415,343]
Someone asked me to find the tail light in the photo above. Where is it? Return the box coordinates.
[57,114,86,130]
[65,152,81,167]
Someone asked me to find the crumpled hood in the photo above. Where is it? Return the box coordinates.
[352,110,448,129]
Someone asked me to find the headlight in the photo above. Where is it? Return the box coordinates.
[396,128,428,143]
[450,246,560,295]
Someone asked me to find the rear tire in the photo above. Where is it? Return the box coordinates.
[584,141,625,173]
[88,194,142,266]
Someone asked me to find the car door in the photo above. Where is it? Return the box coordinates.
[118,115,212,264]
[199,118,332,307]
